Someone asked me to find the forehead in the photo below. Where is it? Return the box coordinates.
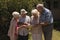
[37,6,43,9]
[21,11,26,14]
[21,13,26,15]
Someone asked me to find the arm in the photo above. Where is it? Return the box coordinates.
[23,16,30,28]
[40,10,52,26]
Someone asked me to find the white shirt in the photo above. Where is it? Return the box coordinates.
[18,15,30,36]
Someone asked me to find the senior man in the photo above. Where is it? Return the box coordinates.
[36,4,53,40]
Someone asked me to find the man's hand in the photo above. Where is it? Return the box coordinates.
[21,25,27,28]
[24,22,28,25]
[40,22,49,26]
[22,25,27,27]
[40,22,44,25]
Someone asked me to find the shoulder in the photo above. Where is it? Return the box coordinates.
[44,8,52,16]
[26,15,30,19]
[26,15,30,18]
[44,8,51,13]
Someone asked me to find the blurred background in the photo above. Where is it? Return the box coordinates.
[0,0,60,40]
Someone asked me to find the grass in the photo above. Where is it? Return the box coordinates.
[28,29,60,40]
[52,30,60,40]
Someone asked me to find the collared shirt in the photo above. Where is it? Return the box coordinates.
[18,15,30,36]
[39,8,53,24]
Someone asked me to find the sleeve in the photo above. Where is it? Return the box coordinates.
[27,16,31,26]
[45,11,53,24]
[28,16,30,23]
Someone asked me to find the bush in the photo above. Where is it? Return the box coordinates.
[0,0,42,40]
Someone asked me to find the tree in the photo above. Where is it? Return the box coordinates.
[0,0,43,40]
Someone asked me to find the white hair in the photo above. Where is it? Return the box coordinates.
[36,4,44,8]
[31,9,39,15]
[12,11,20,17]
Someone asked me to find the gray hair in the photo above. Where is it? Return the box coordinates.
[36,4,44,8]
[12,11,20,17]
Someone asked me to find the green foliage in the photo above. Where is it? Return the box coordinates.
[0,0,42,39]
[0,0,42,26]
[0,0,42,14]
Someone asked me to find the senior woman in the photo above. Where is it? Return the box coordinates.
[31,9,42,40]
[8,11,20,40]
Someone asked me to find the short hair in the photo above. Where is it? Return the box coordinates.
[36,4,44,8]
[12,11,20,17]
[31,9,39,15]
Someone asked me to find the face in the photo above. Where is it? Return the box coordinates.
[14,15,19,19]
[36,6,43,12]
[21,12,26,17]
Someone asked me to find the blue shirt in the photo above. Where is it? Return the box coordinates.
[18,15,30,36]
[39,8,53,24]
